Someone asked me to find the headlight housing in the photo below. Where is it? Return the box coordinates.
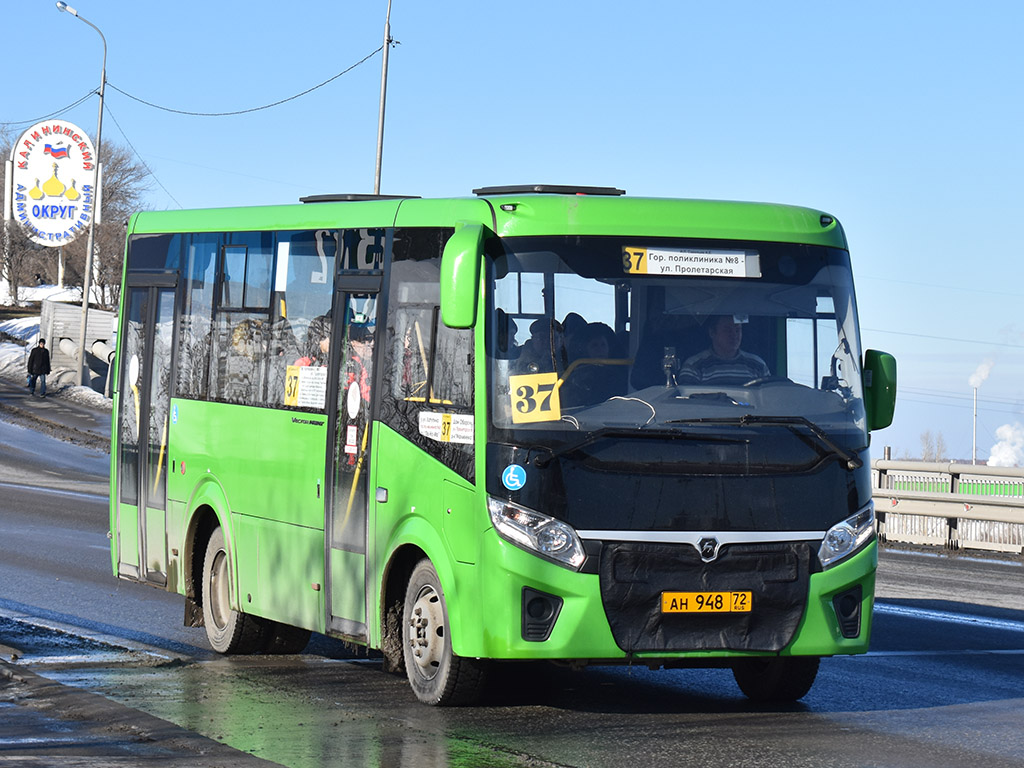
[818,503,875,569]
[487,497,586,570]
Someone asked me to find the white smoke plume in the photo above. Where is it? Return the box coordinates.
[987,422,1024,467]
[968,358,994,389]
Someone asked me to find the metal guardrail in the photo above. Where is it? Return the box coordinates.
[872,460,1024,555]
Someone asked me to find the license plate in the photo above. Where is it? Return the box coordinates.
[661,591,752,613]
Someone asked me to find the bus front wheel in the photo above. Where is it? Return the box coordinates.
[201,527,266,654]
[732,656,820,702]
[402,559,487,705]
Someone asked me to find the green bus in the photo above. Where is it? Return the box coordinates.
[110,185,896,705]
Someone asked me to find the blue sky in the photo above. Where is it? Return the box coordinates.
[5,1,1023,462]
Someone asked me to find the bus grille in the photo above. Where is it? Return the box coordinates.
[597,541,811,653]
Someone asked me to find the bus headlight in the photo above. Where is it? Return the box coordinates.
[487,497,586,570]
[818,503,875,569]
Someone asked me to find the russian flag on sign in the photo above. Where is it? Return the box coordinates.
[44,144,70,159]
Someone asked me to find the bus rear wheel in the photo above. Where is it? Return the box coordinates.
[402,559,487,706]
[201,527,267,654]
[732,656,820,702]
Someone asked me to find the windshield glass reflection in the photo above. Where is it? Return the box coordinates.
[487,236,867,465]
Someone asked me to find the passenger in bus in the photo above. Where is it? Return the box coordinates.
[495,309,520,360]
[561,312,587,349]
[268,315,300,361]
[296,312,331,366]
[265,316,301,401]
[516,318,559,373]
[679,315,769,385]
[345,321,374,405]
[229,318,263,359]
[560,322,625,406]
[343,321,374,467]
[219,319,267,402]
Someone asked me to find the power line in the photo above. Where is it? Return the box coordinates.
[899,386,1024,407]
[860,274,1024,300]
[103,103,183,210]
[1,90,97,130]
[6,45,384,206]
[863,327,1024,349]
[106,45,383,117]
[897,394,1024,417]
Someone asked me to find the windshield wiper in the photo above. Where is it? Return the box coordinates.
[665,414,863,470]
[532,427,690,468]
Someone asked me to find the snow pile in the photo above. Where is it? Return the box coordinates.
[0,316,31,380]
[0,316,40,343]
[60,381,113,409]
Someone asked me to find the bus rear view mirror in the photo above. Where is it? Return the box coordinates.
[862,349,896,431]
[441,223,484,328]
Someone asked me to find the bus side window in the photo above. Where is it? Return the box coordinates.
[209,314,269,404]
[380,227,474,483]
[177,233,220,400]
[207,234,275,406]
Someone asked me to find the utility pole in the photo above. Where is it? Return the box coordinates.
[374,0,394,195]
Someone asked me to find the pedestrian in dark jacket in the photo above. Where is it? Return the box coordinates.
[27,338,51,397]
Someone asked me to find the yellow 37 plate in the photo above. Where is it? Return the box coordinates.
[661,591,752,613]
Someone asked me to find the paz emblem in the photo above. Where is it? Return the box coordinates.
[698,537,720,562]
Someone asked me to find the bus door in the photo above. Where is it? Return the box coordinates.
[325,275,381,639]
[115,277,177,586]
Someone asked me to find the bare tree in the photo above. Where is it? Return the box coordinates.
[920,430,935,462]
[1,218,41,306]
[60,143,152,309]
[919,430,948,462]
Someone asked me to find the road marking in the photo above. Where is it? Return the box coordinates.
[874,602,1024,633]
[864,649,1024,657]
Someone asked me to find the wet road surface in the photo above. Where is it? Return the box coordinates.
[1,387,1022,767]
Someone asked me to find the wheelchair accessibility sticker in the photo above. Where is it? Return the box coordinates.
[502,464,527,491]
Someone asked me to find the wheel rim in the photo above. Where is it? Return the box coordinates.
[407,583,445,679]
[209,548,231,630]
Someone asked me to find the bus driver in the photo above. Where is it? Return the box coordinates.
[679,315,770,385]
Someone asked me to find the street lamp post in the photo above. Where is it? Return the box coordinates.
[56,1,105,387]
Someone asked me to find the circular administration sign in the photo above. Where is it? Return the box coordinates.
[8,119,97,247]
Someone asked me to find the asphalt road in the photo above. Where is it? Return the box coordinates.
[0,395,1022,767]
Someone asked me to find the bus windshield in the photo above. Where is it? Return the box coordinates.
[486,235,868,532]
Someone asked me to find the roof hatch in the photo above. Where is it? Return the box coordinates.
[300,193,419,203]
[472,184,625,197]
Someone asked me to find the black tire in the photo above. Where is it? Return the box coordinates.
[201,527,267,654]
[261,623,311,655]
[732,656,820,702]
[402,558,488,705]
